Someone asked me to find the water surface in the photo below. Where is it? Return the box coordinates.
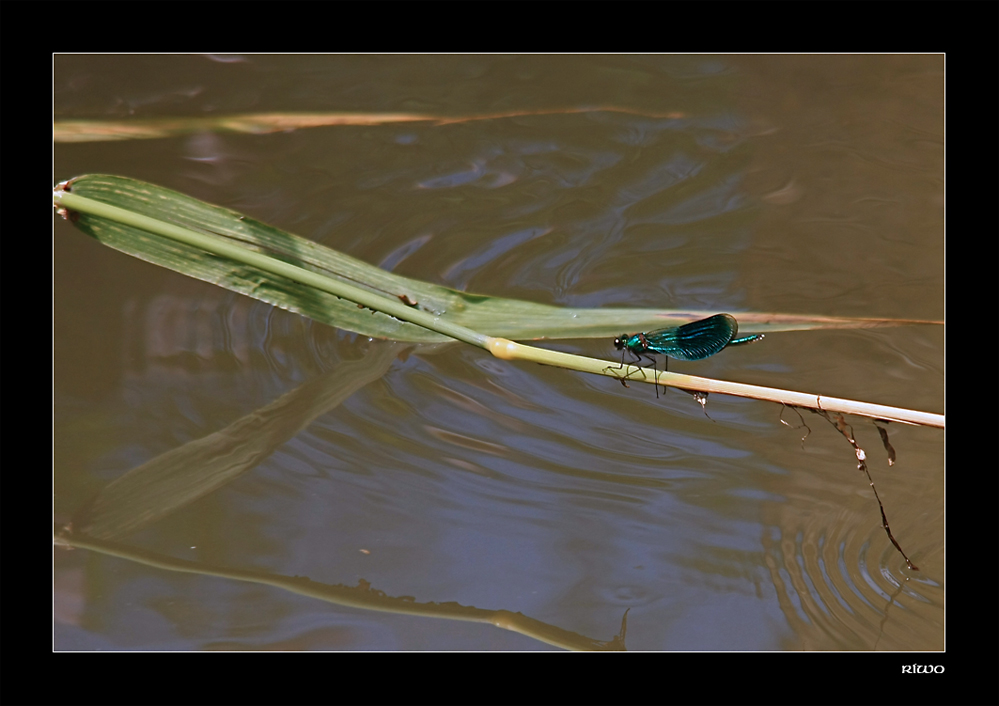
[54,54,943,651]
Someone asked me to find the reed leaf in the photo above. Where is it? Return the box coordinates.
[54,175,943,427]
[54,175,938,343]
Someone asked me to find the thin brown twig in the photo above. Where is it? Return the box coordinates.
[811,410,918,571]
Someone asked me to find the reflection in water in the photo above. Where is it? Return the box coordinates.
[56,531,630,651]
[760,427,942,650]
[73,340,408,540]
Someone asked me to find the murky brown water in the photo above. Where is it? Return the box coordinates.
[55,55,943,651]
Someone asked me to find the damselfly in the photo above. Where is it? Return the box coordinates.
[612,313,763,392]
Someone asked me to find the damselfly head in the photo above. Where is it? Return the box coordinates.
[613,335,629,350]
